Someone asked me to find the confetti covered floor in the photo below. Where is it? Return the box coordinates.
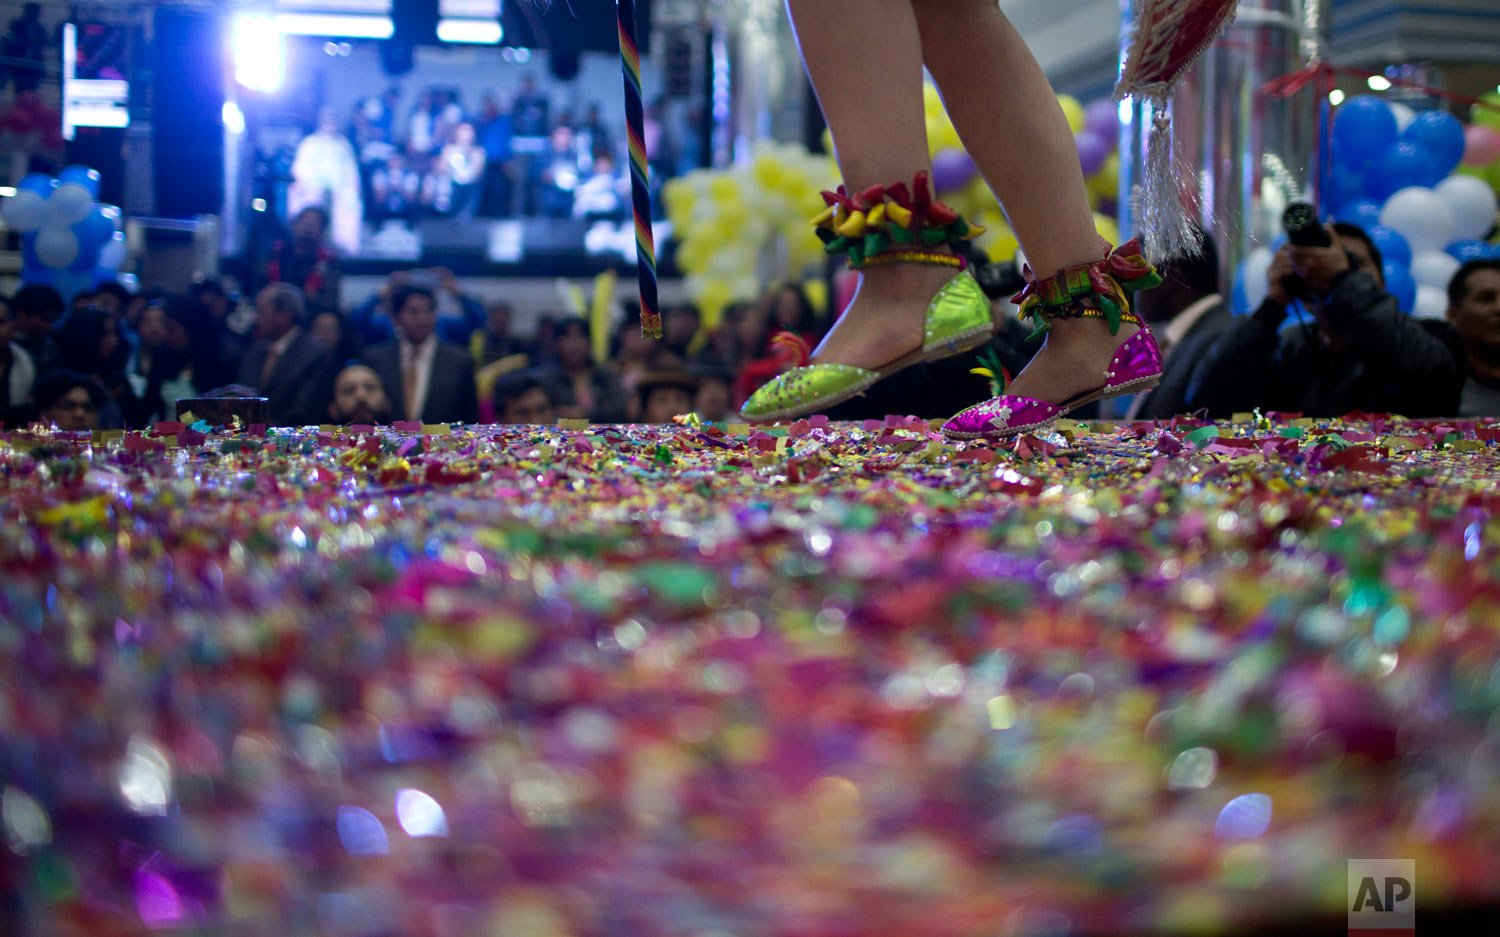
[4,413,1500,937]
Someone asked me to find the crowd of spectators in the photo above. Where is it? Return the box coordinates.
[5,208,1499,433]
[290,74,656,245]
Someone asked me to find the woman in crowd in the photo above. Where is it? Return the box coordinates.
[54,305,136,429]
[536,317,630,424]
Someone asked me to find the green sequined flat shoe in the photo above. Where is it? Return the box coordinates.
[740,267,993,423]
[740,171,996,424]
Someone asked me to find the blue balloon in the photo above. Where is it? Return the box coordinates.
[21,262,53,286]
[69,245,100,273]
[1447,239,1492,263]
[57,165,102,198]
[1367,142,1439,201]
[1383,261,1416,313]
[17,173,56,197]
[1368,225,1412,267]
[1333,95,1399,160]
[1324,170,1365,213]
[1400,110,1465,177]
[1335,200,1383,231]
[72,205,118,249]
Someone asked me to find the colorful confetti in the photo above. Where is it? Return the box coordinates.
[2,412,1499,935]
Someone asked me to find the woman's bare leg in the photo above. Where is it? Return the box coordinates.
[787,0,964,370]
[914,0,1139,403]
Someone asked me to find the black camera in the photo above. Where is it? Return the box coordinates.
[1282,202,1332,248]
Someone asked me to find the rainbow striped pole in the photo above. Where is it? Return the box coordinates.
[616,0,660,339]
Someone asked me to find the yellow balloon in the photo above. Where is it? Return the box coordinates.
[802,278,829,315]
[1058,94,1086,135]
[963,176,995,215]
[1093,211,1121,247]
[975,223,1019,263]
[696,278,733,326]
[676,242,708,274]
[707,176,741,202]
[1087,153,1120,201]
[923,83,944,117]
[928,120,961,156]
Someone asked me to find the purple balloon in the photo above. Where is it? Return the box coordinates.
[1084,99,1118,143]
[930,148,978,193]
[1075,131,1110,176]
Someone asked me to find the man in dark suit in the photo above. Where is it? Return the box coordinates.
[237,283,337,426]
[363,285,479,425]
[1126,227,1233,420]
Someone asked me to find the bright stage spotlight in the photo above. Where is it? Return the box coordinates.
[233,15,284,92]
[222,100,246,134]
[273,12,395,38]
[436,18,503,44]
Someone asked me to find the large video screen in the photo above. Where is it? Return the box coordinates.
[62,22,130,138]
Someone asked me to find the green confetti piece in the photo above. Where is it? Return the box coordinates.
[32,848,77,903]
[637,562,717,606]
[1184,425,1221,447]
[1373,605,1411,644]
[1278,426,1306,439]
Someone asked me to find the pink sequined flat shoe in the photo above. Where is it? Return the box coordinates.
[943,326,1163,439]
[942,237,1165,441]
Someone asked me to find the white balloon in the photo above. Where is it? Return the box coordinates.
[1,190,48,232]
[34,225,79,269]
[1410,250,1462,291]
[98,233,128,270]
[1389,102,1416,133]
[1378,187,1455,255]
[1412,284,1448,320]
[1242,246,1274,310]
[47,183,94,225]
[1435,174,1499,243]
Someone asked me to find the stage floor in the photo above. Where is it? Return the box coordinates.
[3,414,1498,936]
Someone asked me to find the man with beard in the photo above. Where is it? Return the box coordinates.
[327,363,393,424]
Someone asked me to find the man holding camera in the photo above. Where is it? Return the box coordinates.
[1193,222,1466,418]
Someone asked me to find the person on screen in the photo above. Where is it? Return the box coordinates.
[288,106,364,255]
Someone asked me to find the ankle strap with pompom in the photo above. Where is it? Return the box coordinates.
[1011,237,1163,339]
[812,170,984,269]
